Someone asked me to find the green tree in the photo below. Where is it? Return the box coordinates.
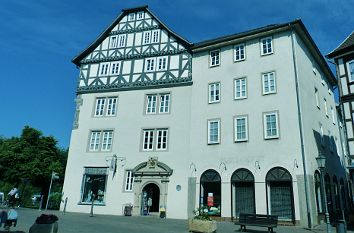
[0,126,67,208]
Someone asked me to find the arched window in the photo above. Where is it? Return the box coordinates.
[324,173,333,216]
[314,170,323,213]
[340,178,346,211]
[200,169,221,216]
[333,176,340,212]
[266,167,294,221]
[231,169,255,217]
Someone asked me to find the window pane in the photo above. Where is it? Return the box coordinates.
[209,121,219,143]
[101,131,113,151]
[125,171,134,191]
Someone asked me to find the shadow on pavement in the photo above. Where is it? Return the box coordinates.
[0,231,25,233]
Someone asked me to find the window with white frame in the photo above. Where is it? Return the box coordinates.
[348,60,354,82]
[145,58,155,72]
[315,88,320,109]
[264,112,279,139]
[157,57,167,71]
[118,34,126,48]
[324,98,328,117]
[106,97,118,116]
[262,72,276,94]
[111,62,120,75]
[152,30,159,43]
[94,97,118,117]
[137,11,144,20]
[145,93,170,114]
[94,98,106,116]
[81,167,108,204]
[209,82,220,103]
[146,94,157,114]
[89,130,114,152]
[234,43,245,61]
[159,94,170,113]
[156,129,168,150]
[99,62,110,76]
[331,106,336,124]
[143,31,151,44]
[234,116,248,142]
[143,129,154,151]
[208,119,220,144]
[142,128,169,151]
[101,131,113,151]
[124,170,134,191]
[110,36,117,48]
[261,37,273,55]
[128,13,135,21]
[234,77,247,99]
[210,50,220,67]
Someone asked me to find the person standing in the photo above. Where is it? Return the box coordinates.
[7,187,18,206]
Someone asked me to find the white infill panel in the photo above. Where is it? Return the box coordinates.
[102,38,109,50]
[134,59,143,73]
[170,55,179,69]
[127,34,133,47]
[341,77,348,95]
[123,61,131,74]
[349,141,354,156]
[338,58,345,75]
[90,64,99,77]
[346,121,353,138]
[344,102,351,120]
[161,31,168,43]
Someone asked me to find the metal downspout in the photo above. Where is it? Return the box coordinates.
[290,26,312,228]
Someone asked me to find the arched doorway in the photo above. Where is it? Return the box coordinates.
[266,167,294,221]
[141,183,160,214]
[231,168,255,218]
[314,170,323,213]
[200,169,221,216]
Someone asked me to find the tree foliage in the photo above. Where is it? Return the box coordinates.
[0,126,67,195]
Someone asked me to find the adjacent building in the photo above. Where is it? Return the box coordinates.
[61,6,350,227]
[327,31,354,207]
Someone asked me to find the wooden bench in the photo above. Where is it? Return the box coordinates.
[234,213,278,232]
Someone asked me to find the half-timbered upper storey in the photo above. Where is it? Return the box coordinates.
[73,6,192,94]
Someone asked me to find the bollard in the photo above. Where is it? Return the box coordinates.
[90,194,95,217]
[63,197,68,215]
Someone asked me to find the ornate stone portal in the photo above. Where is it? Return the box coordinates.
[132,157,173,216]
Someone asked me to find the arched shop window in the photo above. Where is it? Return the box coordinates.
[200,169,221,216]
[231,168,255,218]
[266,167,294,221]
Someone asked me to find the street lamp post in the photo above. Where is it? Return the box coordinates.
[316,154,331,233]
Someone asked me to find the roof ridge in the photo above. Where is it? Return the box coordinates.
[328,30,354,56]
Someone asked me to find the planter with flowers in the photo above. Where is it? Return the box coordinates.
[188,208,217,233]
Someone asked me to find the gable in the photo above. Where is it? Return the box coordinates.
[73,6,193,94]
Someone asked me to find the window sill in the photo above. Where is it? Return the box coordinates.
[261,52,274,56]
[78,202,106,206]
[264,136,279,140]
[234,97,247,100]
[235,139,248,143]
[208,142,220,145]
[234,59,245,62]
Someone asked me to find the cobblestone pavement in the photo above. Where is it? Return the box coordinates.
[1,208,353,233]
